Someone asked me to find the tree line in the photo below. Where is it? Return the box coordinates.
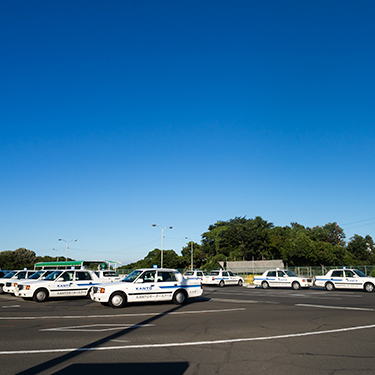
[1,216,375,271]
[122,216,375,271]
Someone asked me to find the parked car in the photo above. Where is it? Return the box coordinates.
[253,269,313,289]
[14,269,110,302]
[91,268,203,308]
[3,270,54,294]
[314,268,375,292]
[183,270,206,280]
[0,270,36,294]
[202,270,244,287]
[94,270,122,282]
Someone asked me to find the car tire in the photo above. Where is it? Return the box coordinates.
[172,290,187,304]
[86,287,93,299]
[292,281,301,290]
[219,280,225,287]
[108,292,127,308]
[33,288,48,302]
[364,282,374,293]
[325,282,335,291]
[238,279,243,287]
[262,281,269,289]
[0,285,4,294]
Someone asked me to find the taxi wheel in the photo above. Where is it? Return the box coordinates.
[364,282,374,293]
[172,290,187,304]
[0,285,4,294]
[109,292,127,308]
[33,288,48,302]
[86,287,93,299]
[219,280,225,287]
[325,282,335,291]
[262,281,269,289]
[292,281,301,290]
[238,279,243,287]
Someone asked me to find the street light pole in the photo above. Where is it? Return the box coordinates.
[58,238,77,261]
[185,237,194,271]
[52,248,59,262]
[152,224,172,268]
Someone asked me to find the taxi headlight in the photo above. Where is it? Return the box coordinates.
[14,283,18,287]
[100,288,105,293]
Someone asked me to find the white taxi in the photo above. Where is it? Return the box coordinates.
[183,270,206,280]
[3,270,54,294]
[202,270,244,287]
[254,269,313,290]
[0,270,36,294]
[314,268,375,292]
[14,269,107,302]
[90,268,203,308]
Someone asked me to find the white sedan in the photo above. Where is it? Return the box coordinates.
[314,268,375,292]
[14,269,108,302]
[90,268,203,308]
[254,269,313,290]
[202,270,244,287]
[3,270,54,294]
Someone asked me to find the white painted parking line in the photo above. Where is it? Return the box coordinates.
[1,305,20,308]
[0,307,245,320]
[296,303,375,312]
[211,298,257,304]
[1,323,375,355]
[40,324,154,332]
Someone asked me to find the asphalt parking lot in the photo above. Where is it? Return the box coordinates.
[1,286,375,375]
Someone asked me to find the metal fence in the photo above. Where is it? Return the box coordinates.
[117,265,375,281]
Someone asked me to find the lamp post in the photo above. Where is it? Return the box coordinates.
[185,237,194,271]
[58,238,77,261]
[152,224,172,268]
[52,248,59,262]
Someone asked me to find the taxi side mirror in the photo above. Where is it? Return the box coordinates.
[135,279,144,283]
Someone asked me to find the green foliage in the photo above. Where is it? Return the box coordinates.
[0,248,36,270]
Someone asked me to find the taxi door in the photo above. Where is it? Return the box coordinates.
[330,270,345,289]
[344,270,362,289]
[265,271,277,287]
[49,270,76,297]
[277,271,289,287]
[129,270,157,303]
[155,270,179,301]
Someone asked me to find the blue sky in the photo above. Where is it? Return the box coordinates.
[1,1,375,264]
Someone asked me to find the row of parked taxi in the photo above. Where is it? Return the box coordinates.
[1,266,374,309]
[0,267,204,308]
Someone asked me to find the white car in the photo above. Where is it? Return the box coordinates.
[183,270,206,280]
[254,269,313,290]
[314,268,375,292]
[90,268,203,308]
[3,270,54,294]
[94,270,122,282]
[202,270,244,287]
[14,269,108,302]
[0,270,36,294]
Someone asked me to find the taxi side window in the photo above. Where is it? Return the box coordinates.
[222,272,229,277]
[345,270,355,278]
[277,271,285,277]
[76,272,92,281]
[228,271,234,276]
[142,271,156,283]
[17,272,27,279]
[61,271,74,282]
[267,271,276,277]
[157,271,177,282]
[331,271,343,277]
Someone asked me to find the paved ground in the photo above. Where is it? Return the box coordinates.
[1,286,375,375]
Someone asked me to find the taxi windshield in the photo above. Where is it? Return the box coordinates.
[353,269,366,277]
[29,271,44,279]
[122,270,142,282]
[285,270,297,277]
[44,271,63,280]
[4,271,17,278]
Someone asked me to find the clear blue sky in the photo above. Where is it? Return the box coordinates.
[1,1,375,264]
